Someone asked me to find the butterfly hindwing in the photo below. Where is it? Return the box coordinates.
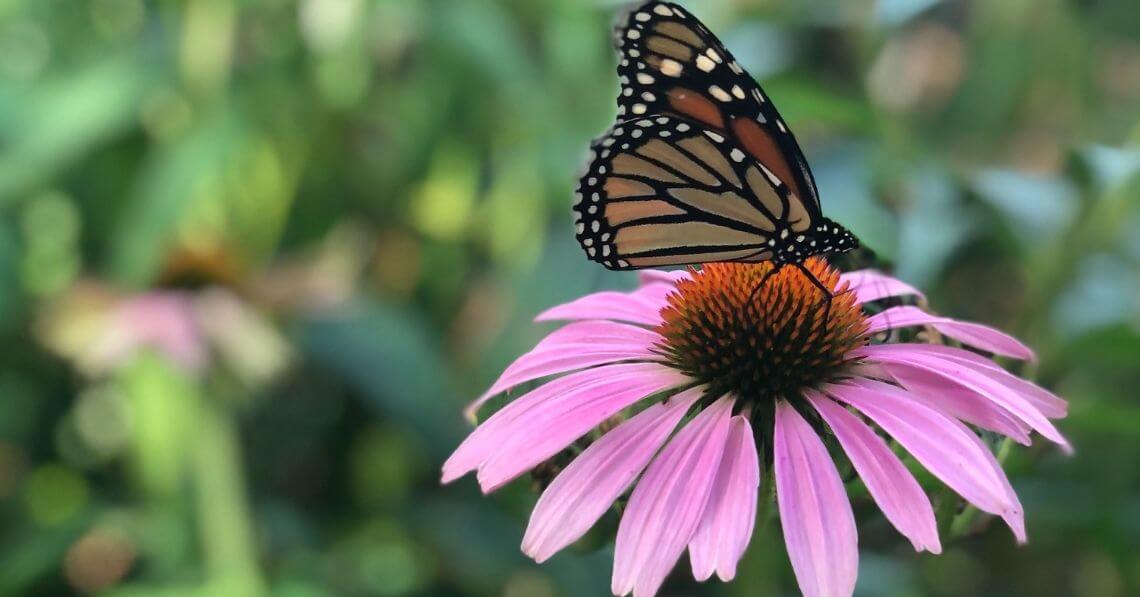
[574,115,817,270]
[612,1,822,216]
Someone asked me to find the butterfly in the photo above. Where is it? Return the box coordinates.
[573,0,859,294]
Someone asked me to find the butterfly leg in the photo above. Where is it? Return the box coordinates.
[794,262,834,333]
[745,264,783,309]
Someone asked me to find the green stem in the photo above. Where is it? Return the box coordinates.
[756,466,776,530]
[194,398,265,596]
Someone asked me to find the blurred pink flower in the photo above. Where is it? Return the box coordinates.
[39,281,289,383]
[90,292,208,374]
[443,259,1069,597]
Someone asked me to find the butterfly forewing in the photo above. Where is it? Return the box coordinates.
[574,115,817,270]
[612,1,821,215]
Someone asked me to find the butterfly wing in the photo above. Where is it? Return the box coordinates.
[611,1,822,216]
[574,115,816,270]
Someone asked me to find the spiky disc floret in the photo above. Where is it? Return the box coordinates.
[655,258,868,404]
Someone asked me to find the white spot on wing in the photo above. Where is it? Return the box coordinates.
[731,85,745,99]
[730,148,745,162]
[760,165,780,186]
[635,12,651,22]
[627,29,641,40]
[632,103,647,115]
[637,73,655,84]
[704,131,725,143]
[709,85,732,102]
[696,55,715,72]
[659,58,683,77]
[653,4,673,16]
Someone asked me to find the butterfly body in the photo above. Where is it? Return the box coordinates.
[574,1,859,272]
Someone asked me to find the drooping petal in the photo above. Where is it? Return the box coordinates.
[465,321,665,420]
[866,306,1034,361]
[441,362,686,486]
[774,401,858,597]
[840,270,924,305]
[880,343,1067,419]
[945,413,1027,542]
[806,391,941,553]
[826,378,1025,540]
[867,354,1033,445]
[522,388,701,563]
[865,348,1071,453]
[689,414,760,582]
[536,284,676,326]
[612,396,735,597]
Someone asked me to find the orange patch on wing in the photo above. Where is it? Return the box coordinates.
[731,117,801,199]
[605,200,686,226]
[637,139,718,186]
[654,22,705,47]
[678,137,739,187]
[612,154,685,184]
[667,88,725,129]
[626,248,767,268]
[604,177,655,198]
[647,36,693,61]
[667,188,775,232]
[745,166,785,219]
[615,222,765,255]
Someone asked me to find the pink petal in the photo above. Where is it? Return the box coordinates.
[688,414,760,582]
[840,270,924,304]
[442,362,686,486]
[865,348,1071,453]
[882,343,1067,419]
[521,387,701,563]
[866,306,1035,361]
[806,391,941,553]
[535,284,675,326]
[868,355,1033,445]
[826,378,1025,540]
[639,269,691,286]
[612,396,735,597]
[774,400,858,597]
[476,366,690,493]
[947,413,1026,542]
[465,321,665,420]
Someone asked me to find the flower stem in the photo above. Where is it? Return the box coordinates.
[194,397,265,595]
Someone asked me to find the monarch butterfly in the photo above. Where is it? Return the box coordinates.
[573,0,859,296]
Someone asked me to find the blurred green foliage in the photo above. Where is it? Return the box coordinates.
[0,0,1138,595]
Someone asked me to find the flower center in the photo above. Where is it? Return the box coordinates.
[655,258,868,405]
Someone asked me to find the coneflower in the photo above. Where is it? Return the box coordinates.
[443,259,1069,597]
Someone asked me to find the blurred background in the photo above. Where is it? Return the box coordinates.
[0,0,1137,595]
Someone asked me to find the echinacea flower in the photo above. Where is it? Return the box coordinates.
[443,258,1069,597]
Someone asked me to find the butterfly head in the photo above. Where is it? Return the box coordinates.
[772,218,859,265]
